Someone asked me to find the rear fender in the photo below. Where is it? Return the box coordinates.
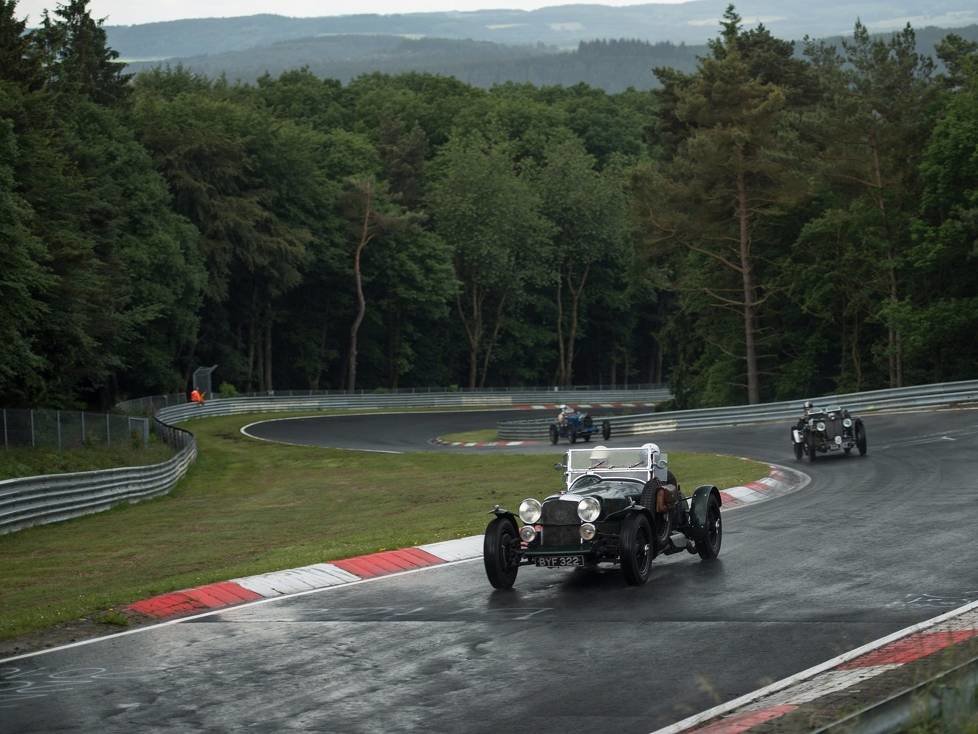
[687,485,721,541]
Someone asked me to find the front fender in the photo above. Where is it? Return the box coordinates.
[687,485,721,540]
[489,505,517,524]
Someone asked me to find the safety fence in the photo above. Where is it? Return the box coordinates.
[1,386,669,535]
[117,385,670,418]
[142,386,673,425]
[496,379,978,440]
[1,408,149,450]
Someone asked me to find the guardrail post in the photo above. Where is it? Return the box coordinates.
[30,409,35,448]
[80,411,85,445]
[57,410,62,451]
[106,413,111,446]
[143,418,149,447]
[2,409,6,450]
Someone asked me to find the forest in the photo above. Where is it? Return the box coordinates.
[2,0,977,409]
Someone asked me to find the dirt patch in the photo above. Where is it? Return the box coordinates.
[0,608,155,659]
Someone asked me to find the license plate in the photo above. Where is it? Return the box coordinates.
[536,556,583,568]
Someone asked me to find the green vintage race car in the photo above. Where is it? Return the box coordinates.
[483,444,722,588]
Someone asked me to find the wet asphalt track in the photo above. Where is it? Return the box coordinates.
[4,407,978,733]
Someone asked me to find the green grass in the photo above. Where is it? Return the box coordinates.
[0,443,174,481]
[0,412,766,640]
[439,429,500,443]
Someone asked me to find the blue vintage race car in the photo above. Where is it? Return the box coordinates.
[549,409,612,444]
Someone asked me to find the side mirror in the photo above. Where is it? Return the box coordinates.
[554,463,566,471]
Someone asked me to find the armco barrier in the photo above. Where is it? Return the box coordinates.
[0,387,668,534]
[0,421,196,535]
[497,380,978,440]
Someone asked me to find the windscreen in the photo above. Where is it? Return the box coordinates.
[566,447,650,483]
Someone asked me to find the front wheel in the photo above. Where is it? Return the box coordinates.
[697,496,722,560]
[601,420,611,441]
[856,422,868,456]
[620,513,653,586]
[793,441,803,461]
[570,431,577,444]
[549,425,559,445]
[807,432,817,463]
[484,517,520,589]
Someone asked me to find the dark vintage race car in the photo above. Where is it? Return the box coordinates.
[791,404,867,462]
[549,409,612,444]
[483,444,722,588]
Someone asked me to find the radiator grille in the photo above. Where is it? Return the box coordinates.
[540,525,581,547]
[540,498,579,525]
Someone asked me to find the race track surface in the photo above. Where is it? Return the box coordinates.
[4,407,978,733]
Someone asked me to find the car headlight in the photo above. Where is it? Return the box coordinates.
[580,523,596,540]
[816,421,826,432]
[518,498,542,524]
[577,496,600,522]
[519,525,537,542]
[843,418,853,428]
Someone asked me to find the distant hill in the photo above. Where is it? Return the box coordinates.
[124,36,705,91]
[107,1,978,60]
[123,25,978,92]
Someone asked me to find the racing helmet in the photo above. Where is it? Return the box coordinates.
[803,400,813,411]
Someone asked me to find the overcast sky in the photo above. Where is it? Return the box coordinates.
[17,1,691,26]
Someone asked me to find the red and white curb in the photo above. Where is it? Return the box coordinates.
[716,465,808,510]
[430,436,540,448]
[653,600,978,734]
[127,464,804,621]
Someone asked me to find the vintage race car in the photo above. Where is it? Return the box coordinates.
[549,410,612,444]
[483,444,722,588]
[792,404,867,462]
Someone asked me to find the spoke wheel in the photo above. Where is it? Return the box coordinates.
[697,496,722,560]
[856,422,868,456]
[620,513,653,586]
[549,425,559,445]
[483,517,519,589]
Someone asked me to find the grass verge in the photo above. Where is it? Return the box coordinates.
[0,443,174,481]
[0,412,767,641]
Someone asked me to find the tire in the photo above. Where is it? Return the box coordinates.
[484,517,519,589]
[620,513,653,586]
[549,425,559,445]
[601,420,611,441]
[570,431,577,444]
[856,421,868,456]
[793,441,803,461]
[697,495,722,560]
[807,432,817,463]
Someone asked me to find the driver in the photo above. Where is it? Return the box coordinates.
[555,404,574,426]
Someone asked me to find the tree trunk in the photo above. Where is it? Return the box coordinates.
[870,132,902,388]
[264,316,273,392]
[479,295,507,388]
[736,167,760,404]
[555,273,566,386]
[455,281,482,389]
[347,181,373,392]
[564,263,590,386]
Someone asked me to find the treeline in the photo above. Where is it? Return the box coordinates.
[2,1,977,410]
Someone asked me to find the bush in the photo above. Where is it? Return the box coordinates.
[217,382,239,398]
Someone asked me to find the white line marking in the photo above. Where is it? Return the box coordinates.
[0,557,483,665]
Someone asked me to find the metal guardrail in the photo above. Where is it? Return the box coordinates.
[497,380,978,440]
[0,387,669,534]
[0,421,195,535]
